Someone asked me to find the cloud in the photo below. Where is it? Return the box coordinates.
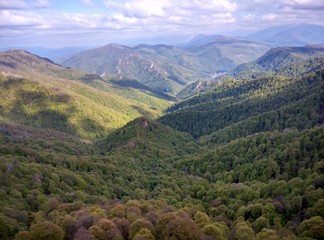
[30,0,50,8]
[1,0,324,47]
[0,0,50,10]
[272,0,324,10]
[262,13,278,21]
[0,0,28,9]
[81,0,94,7]
[0,9,45,27]
[123,0,171,18]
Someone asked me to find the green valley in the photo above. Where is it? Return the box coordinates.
[0,42,324,240]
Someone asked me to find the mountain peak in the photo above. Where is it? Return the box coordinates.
[103,43,130,50]
[0,49,61,70]
[97,117,192,156]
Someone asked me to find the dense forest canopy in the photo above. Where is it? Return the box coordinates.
[0,45,324,240]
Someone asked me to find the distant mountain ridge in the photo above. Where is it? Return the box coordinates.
[0,47,86,63]
[63,39,269,95]
[248,23,324,46]
[231,45,324,79]
[178,45,324,99]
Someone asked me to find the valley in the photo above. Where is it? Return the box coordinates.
[0,25,324,240]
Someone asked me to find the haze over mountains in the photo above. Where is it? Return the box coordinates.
[248,23,324,46]
[62,37,269,95]
[1,21,324,240]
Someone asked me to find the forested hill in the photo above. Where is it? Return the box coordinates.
[175,46,324,99]
[1,45,324,240]
[62,40,269,95]
[158,68,324,139]
[0,50,172,139]
[231,45,324,80]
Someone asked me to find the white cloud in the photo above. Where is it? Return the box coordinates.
[122,0,171,18]
[0,10,45,27]
[111,13,138,24]
[1,0,324,47]
[275,0,324,9]
[262,13,278,21]
[0,0,50,10]
[0,0,28,9]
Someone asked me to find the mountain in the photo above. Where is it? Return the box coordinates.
[176,73,235,99]
[63,40,270,95]
[97,117,192,157]
[248,23,324,46]
[158,67,324,139]
[63,44,189,95]
[2,47,324,240]
[231,45,324,80]
[0,47,85,63]
[0,50,172,139]
[181,34,225,48]
[182,35,270,72]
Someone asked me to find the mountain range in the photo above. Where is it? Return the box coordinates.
[178,45,324,98]
[248,23,324,46]
[1,24,324,240]
[62,38,269,96]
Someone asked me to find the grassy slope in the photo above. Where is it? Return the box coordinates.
[0,50,172,139]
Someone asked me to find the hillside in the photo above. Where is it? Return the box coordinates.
[178,46,324,99]
[186,35,270,72]
[63,40,269,95]
[1,69,324,240]
[0,50,172,139]
[231,45,324,80]
[97,117,193,157]
[248,23,324,46]
[1,45,324,240]
[63,44,188,95]
[159,68,324,139]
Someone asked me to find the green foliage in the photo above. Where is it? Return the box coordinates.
[63,41,269,95]
[90,218,122,240]
[96,117,193,157]
[28,221,64,240]
[1,47,324,240]
[231,46,324,80]
[159,68,324,140]
[133,228,155,240]
[297,216,324,239]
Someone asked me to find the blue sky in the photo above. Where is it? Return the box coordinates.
[1,0,324,47]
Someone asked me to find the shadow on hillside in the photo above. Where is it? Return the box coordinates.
[1,76,110,138]
[80,118,106,137]
[111,79,177,101]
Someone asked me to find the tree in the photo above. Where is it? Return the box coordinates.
[90,218,122,240]
[201,223,227,240]
[297,216,324,239]
[28,221,64,240]
[129,219,154,240]
[256,229,280,240]
[234,220,256,240]
[194,211,210,229]
[133,228,155,240]
[164,217,200,240]
[252,216,270,233]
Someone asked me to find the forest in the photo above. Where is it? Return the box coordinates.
[0,48,324,240]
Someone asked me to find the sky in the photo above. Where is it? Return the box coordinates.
[1,0,324,48]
